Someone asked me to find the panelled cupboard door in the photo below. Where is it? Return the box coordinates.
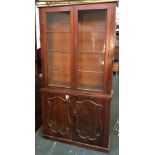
[42,93,73,140]
[41,92,109,148]
[72,96,105,147]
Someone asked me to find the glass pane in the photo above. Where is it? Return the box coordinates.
[46,12,70,32]
[78,32,106,52]
[77,9,107,91]
[78,10,106,32]
[47,52,70,70]
[46,12,71,87]
[48,70,70,88]
[46,33,70,51]
[77,71,103,90]
[77,53,104,72]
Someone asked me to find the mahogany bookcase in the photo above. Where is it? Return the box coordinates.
[39,1,116,152]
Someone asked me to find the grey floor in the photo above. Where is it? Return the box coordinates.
[35,74,119,155]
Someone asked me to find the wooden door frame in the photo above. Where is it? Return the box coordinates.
[39,6,73,87]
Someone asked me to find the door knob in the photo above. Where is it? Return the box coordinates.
[65,95,69,100]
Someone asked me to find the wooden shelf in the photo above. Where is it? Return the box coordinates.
[46,31,70,33]
[78,51,104,54]
[47,50,104,54]
[78,30,106,32]
[48,69,104,74]
[48,83,70,88]
[47,50,70,53]
[77,85,103,91]
[48,68,70,71]
[77,70,103,74]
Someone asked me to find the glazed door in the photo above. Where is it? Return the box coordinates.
[75,7,107,92]
[41,6,113,92]
[41,7,73,88]
[46,11,71,87]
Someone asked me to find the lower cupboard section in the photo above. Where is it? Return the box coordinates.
[40,91,111,152]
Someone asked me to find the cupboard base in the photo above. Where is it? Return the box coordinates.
[43,133,109,153]
[40,88,112,153]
